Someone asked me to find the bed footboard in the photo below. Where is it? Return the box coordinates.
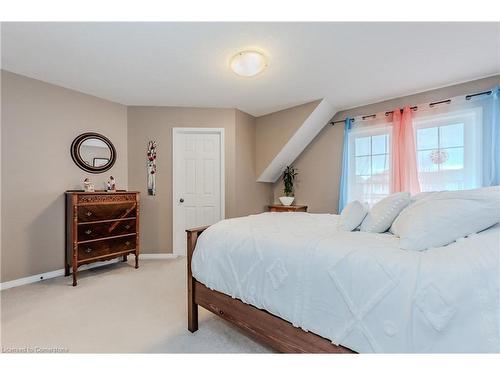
[186,225,209,332]
[185,225,354,353]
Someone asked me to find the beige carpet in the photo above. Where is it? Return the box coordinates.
[1,258,273,353]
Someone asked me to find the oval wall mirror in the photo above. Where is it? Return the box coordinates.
[70,132,116,173]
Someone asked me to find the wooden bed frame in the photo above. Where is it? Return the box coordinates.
[186,226,355,353]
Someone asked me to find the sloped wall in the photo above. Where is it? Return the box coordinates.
[255,100,320,178]
[257,99,337,183]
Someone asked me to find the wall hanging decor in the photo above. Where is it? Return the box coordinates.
[70,132,116,173]
[147,141,157,195]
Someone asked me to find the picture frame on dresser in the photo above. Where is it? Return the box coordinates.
[65,191,140,286]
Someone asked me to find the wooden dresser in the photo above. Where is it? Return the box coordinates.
[268,204,308,213]
[65,191,140,286]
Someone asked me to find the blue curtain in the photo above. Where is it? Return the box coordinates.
[338,118,353,213]
[489,86,500,186]
[471,86,500,186]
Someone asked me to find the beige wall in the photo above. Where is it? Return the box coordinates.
[127,106,235,255]
[0,68,3,285]
[273,75,500,213]
[0,69,3,285]
[1,71,128,282]
[0,74,272,281]
[272,123,343,212]
[235,110,273,216]
[255,100,320,177]
[2,70,497,282]
[127,106,272,255]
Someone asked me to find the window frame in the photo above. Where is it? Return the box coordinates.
[412,106,482,191]
[344,105,483,207]
[347,123,392,205]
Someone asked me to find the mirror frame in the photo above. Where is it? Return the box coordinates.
[70,132,116,173]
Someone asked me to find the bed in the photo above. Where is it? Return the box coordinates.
[186,212,500,353]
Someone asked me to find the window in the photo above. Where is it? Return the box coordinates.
[413,108,481,192]
[348,126,391,206]
[345,107,482,207]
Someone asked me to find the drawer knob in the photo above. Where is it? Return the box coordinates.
[85,211,93,217]
[125,241,130,246]
[85,229,92,235]
[125,225,130,229]
[84,247,92,254]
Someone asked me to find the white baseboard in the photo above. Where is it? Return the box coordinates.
[0,268,69,291]
[0,253,179,291]
[140,253,179,260]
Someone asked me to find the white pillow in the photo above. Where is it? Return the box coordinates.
[410,191,439,203]
[338,201,367,231]
[391,186,500,251]
[360,192,411,233]
[388,191,438,234]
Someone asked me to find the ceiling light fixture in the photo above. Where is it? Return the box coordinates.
[230,51,267,77]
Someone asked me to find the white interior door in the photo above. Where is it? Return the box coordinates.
[173,128,224,255]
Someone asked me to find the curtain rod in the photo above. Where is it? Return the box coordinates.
[329,89,493,126]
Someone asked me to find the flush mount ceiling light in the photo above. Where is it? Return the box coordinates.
[230,51,267,77]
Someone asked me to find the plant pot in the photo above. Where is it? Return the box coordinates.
[279,196,295,206]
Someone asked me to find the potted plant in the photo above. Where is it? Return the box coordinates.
[279,165,298,206]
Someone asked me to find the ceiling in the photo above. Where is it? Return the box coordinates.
[2,22,499,116]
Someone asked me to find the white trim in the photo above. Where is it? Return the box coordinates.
[412,106,483,191]
[1,269,67,291]
[0,254,179,291]
[347,123,393,206]
[0,258,119,291]
[172,127,225,256]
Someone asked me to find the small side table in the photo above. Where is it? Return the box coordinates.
[268,204,308,213]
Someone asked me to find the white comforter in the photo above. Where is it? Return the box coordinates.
[191,212,500,353]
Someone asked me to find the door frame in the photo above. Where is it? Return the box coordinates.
[172,127,225,255]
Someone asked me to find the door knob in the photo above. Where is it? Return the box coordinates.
[179,198,184,203]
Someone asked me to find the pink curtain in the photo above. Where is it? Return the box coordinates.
[391,106,421,194]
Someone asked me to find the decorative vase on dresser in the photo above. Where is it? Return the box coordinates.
[65,191,140,286]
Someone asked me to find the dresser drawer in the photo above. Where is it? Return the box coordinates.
[66,191,140,286]
[78,235,136,261]
[77,193,137,204]
[77,203,137,222]
[78,219,136,241]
